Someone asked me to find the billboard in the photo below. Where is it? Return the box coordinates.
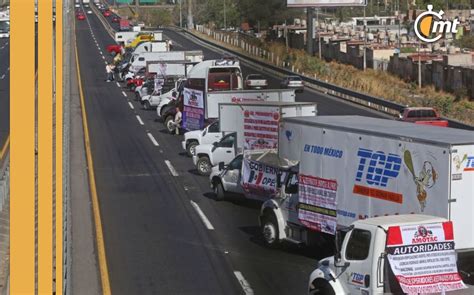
[287,0,366,7]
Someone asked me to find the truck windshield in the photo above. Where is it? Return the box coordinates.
[219,134,235,148]
[208,121,219,133]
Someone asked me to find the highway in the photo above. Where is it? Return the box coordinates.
[0,37,9,149]
[75,5,387,294]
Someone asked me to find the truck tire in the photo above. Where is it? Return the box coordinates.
[134,92,141,101]
[129,84,136,92]
[186,141,198,157]
[197,156,212,176]
[165,116,175,133]
[309,279,335,295]
[111,51,117,57]
[213,180,225,201]
[143,101,152,110]
[261,213,279,248]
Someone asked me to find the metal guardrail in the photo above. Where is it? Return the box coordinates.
[183,27,474,131]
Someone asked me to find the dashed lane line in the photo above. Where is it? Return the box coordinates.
[233,271,254,295]
[164,160,179,177]
[128,102,134,110]
[147,133,159,146]
[136,115,144,125]
[115,82,120,87]
[121,91,127,97]
[190,201,214,230]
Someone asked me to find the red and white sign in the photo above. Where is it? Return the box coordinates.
[243,109,280,151]
[241,158,284,200]
[298,174,337,235]
[386,222,466,294]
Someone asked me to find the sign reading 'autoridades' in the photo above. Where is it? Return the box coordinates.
[386,222,466,294]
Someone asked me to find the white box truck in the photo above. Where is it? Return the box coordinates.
[259,116,474,255]
[191,102,316,175]
[133,41,170,54]
[129,51,203,73]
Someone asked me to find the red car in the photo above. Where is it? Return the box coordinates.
[112,16,120,23]
[77,13,85,21]
[127,77,145,91]
[103,10,111,17]
[106,44,123,56]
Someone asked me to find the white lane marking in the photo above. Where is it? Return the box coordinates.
[104,61,108,65]
[190,200,214,230]
[128,101,134,109]
[165,160,179,177]
[233,271,254,295]
[147,132,159,146]
[101,55,105,60]
[116,82,120,87]
[0,74,4,80]
[121,91,127,97]
[136,115,144,125]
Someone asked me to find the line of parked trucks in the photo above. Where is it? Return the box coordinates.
[106,12,474,293]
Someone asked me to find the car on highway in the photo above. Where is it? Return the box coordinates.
[87,10,93,14]
[244,74,268,89]
[137,21,145,28]
[103,10,111,17]
[74,4,80,8]
[398,107,448,127]
[76,13,85,21]
[280,75,304,92]
[112,16,120,23]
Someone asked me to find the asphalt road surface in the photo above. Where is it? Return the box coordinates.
[0,37,9,149]
[75,5,389,294]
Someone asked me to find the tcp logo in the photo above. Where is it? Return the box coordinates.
[414,5,460,43]
[355,148,402,187]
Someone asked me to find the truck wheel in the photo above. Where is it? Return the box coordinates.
[111,51,116,57]
[197,157,212,176]
[186,141,198,157]
[143,101,151,110]
[165,116,175,133]
[134,92,141,101]
[129,84,136,92]
[262,213,279,248]
[214,181,225,201]
[309,279,335,295]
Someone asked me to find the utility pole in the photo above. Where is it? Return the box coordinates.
[397,0,401,52]
[223,0,226,30]
[179,0,182,28]
[418,40,422,88]
[306,7,314,55]
[187,0,193,29]
[317,8,321,59]
[363,6,367,71]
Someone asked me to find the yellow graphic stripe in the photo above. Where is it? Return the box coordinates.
[10,0,36,293]
[74,23,112,295]
[38,0,54,293]
[420,15,433,37]
[55,0,64,293]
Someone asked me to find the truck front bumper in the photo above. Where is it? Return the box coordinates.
[192,155,198,166]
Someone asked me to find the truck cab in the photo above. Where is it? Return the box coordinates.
[192,132,237,175]
[209,154,244,200]
[308,215,449,295]
[398,107,448,127]
[181,120,225,157]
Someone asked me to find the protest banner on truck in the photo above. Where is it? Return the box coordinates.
[386,222,466,294]
[241,157,285,200]
[182,88,205,130]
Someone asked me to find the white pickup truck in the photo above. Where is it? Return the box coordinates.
[181,120,227,157]
[244,74,268,89]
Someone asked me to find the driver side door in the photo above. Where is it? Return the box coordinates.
[221,155,244,194]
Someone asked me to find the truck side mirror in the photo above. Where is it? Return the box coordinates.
[218,162,225,171]
[276,171,282,188]
[335,230,342,262]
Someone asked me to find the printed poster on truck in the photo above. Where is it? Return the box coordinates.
[243,108,280,151]
[241,157,285,200]
[282,124,451,231]
[298,174,337,234]
[386,222,466,294]
[182,87,204,130]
